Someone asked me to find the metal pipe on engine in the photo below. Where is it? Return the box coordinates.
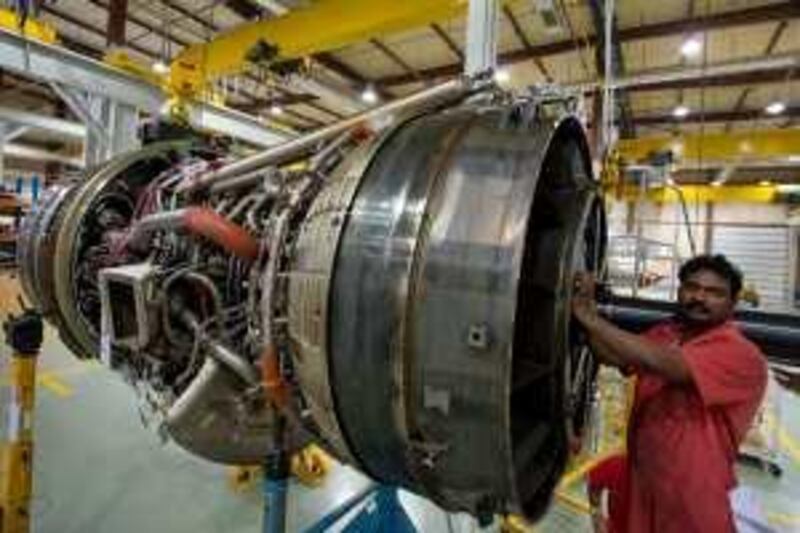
[135,208,188,233]
[207,340,261,386]
[176,78,478,194]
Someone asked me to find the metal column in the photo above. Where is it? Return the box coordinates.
[600,0,617,152]
[0,121,24,182]
[464,0,499,76]
[50,82,140,166]
[0,122,5,184]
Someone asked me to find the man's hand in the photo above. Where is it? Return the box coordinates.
[569,271,691,383]
[572,271,599,327]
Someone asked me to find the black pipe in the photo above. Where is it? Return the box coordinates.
[600,296,800,367]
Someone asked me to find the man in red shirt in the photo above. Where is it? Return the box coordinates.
[572,254,767,533]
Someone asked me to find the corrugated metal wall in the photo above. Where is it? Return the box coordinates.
[711,224,792,311]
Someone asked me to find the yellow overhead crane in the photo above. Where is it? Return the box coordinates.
[0,7,56,44]
[616,128,800,164]
[3,0,485,104]
[168,0,480,98]
[612,128,800,204]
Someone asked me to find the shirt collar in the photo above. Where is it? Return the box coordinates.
[666,317,736,345]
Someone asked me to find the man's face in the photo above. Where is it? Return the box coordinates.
[677,269,736,328]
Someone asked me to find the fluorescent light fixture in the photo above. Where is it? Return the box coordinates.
[361,86,378,104]
[765,101,786,115]
[710,179,724,187]
[270,105,283,116]
[680,37,702,58]
[152,61,169,74]
[494,69,511,83]
[759,179,772,186]
[672,105,690,118]
[251,0,288,15]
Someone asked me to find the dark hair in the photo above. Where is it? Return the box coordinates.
[678,254,743,297]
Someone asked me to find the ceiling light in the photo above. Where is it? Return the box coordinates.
[494,69,511,83]
[361,86,378,104]
[152,61,169,75]
[270,105,283,116]
[251,0,288,15]
[765,101,786,115]
[673,105,690,118]
[680,37,702,58]
[759,179,772,186]
[710,179,724,187]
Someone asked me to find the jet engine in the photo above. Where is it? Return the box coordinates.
[18,82,605,521]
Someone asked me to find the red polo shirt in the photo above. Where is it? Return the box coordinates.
[626,320,767,533]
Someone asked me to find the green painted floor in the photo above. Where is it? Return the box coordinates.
[1,325,798,532]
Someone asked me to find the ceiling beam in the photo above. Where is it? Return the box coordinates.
[726,20,789,130]
[159,0,216,33]
[622,65,795,93]
[41,4,160,61]
[501,5,551,82]
[621,2,800,41]
[429,23,463,62]
[224,0,262,20]
[313,52,391,100]
[58,34,104,60]
[377,2,800,87]
[314,52,367,84]
[238,92,318,113]
[635,106,800,126]
[370,38,422,83]
[90,0,192,49]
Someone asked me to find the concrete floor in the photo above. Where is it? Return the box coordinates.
[2,322,799,532]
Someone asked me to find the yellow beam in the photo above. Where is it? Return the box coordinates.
[616,184,778,204]
[0,8,57,44]
[650,184,777,204]
[555,490,592,515]
[169,0,473,97]
[617,128,800,163]
[104,50,168,90]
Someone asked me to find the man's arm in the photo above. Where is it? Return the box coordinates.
[572,272,691,384]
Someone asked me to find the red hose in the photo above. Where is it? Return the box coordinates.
[182,207,260,262]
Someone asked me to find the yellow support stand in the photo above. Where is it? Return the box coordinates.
[0,310,43,533]
[0,8,57,44]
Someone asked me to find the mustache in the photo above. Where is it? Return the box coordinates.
[681,301,710,314]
